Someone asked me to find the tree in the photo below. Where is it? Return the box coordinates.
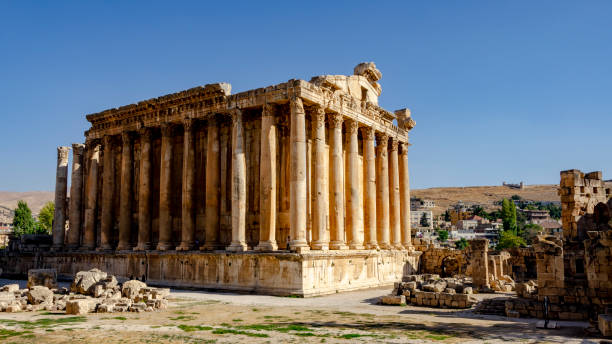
[455,238,469,250]
[522,223,544,244]
[38,202,54,234]
[443,210,451,222]
[471,205,486,218]
[12,201,36,236]
[437,230,449,242]
[496,230,526,250]
[501,198,517,234]
[420,213,430,227]
[511,195,522,201]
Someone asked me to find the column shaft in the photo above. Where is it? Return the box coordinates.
[399,143,413,249]
[346,120,363,249]
[52,146,70,250]
[389,138,402,249]
[362,128,378,249]
[157,124,174,251]
[67,143,84,249]
[117,132,133,250]
[99,136,114,250]
[256,104,278,251]
[310,106,328,250]
[376,133,391,249]
[82,144,100,250]
[135,128,152,251]
[288,96,309,252]
[178,120,196,250]
[329,113,347,250]
[227,110,248,252]
[202,118,223,250]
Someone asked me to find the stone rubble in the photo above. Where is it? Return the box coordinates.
[381,274,478,308]
[0,268,169,314]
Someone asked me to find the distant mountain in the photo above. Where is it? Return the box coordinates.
[411,184,559,215]
[0,191,54,215]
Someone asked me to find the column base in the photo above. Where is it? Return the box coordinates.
[403,244,415,251]
[80,245,95,251]
[199,242,224,251]
[65,244,80,251]
[51,244,64,252]
[392,243,404,250]
[289,240,310,253]
[365,243,379,250]
[378,243,393,250]
[133,243,151,251]
[176,242,195,251]
[349,242,365,250]
[226,241,248,252]
[116,242,133,251]
[255,240,278,252]
[96,244,113,252]
[310,241,329,251]
[156,242,174,251]
[329,241,348,250]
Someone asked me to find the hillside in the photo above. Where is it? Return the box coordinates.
[0,191,54,215]
[411,184,560,216]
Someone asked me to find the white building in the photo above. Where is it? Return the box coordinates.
[411,210,433,230]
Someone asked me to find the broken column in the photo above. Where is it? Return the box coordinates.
[52,146,70,250]
[469,238,490,290]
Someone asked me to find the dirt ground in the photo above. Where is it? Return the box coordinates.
[0,281,602,344]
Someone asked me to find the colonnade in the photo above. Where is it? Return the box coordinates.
[51,97,413,253]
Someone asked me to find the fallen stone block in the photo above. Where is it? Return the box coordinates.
[71,269,107,295]
[0,284,19,293]
[66,300,90,315]
[27,269,57,289]
[122,280,147,300]
[27,286,53,305]
[381,295,406,305]
[6,304,21,313]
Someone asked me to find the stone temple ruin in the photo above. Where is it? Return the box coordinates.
[1,63,421,296]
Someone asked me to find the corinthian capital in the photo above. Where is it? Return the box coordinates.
[328,113,343,129]
[360,127,375,141]
[290,95,304,115]
[389,138,399,152]
[345,119,358,134]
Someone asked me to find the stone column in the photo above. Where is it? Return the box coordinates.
[178,119,196,251]
[361,127,378,249]
[399,142,413,249]
[376,133,391,249]
[117,132,133,251]
[346,119,363,249]
[289,96,309,253]
[256,104,278,251]
[201,117,223,250]
[227,109,248,252]
[82,143,100,250]
[135,128,152,251]
[470,238,490,290]
[67,143,84,249]
[310,105,328,250]
[389,138,402,249]
[52,146,70,250]
[157,124,174,251]
[329,113,347,250]
[99,135,114,251]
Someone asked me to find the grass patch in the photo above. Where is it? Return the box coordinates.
[338,333,373,339]
[232,319,243,322]
[177,324,213,332]
[170,315,196,321]
[0,316,87,329]
[425,334,453,340]
[0,328,33,340]
[112,316,127,321]
[212,328,269,338]
[252,308,259,312]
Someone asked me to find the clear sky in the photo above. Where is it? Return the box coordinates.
[1,1,611,191]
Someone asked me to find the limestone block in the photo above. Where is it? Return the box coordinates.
[27,269,57,289]
[66,300,90,315]
[71,269,107,295]
[98,304,114,313]
[151,288,170,299]
[381,295,406,305]
[0,284,19,293]
[444,288,456,295]
[6,304,21,312]
[600,314,612,337]
[122,280,147,300]
[27,286,53,305]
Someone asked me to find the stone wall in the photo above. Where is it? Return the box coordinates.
[0,250,420,297]
[419,247,466,277]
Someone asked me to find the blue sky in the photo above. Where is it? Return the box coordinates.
[1,1,611,191]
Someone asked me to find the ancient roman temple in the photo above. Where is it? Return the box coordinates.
[43,63,420,296]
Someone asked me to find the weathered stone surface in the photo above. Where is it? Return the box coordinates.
[27,269,57,289]
[381,295,405,305]
[71,268,107,295]
[122,280,146,300]
[65,300,90,315]
[599,314,612,337]
[0,284,19,293]
[27,286,53,305]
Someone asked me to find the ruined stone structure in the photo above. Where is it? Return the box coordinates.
[7,63,421,296]
[506,170,612,324]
